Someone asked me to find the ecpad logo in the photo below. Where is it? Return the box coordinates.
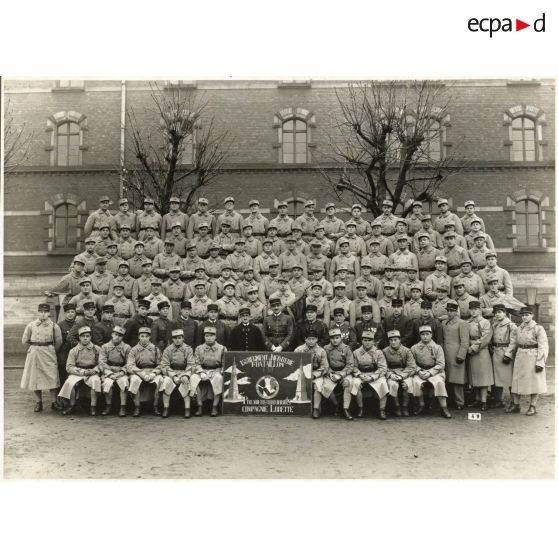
[468,13,546,37]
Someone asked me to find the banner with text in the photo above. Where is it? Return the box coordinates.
[222,351,312,416]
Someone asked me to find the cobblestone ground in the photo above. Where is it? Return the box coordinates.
[3,367,555,479]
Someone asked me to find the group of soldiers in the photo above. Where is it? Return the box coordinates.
[21,194,549,420]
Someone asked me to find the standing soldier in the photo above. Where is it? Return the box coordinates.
[45,255,87,311]
[434,199,464,236]
[161,196,189,239]
[328,282,352,323]
[21,303,63,412]
[152,239,182,279]
[468,232,491,271]
[320,202,345,242]
[84,195,116,239]
[405,200,424,237]
[480,278,508,318]
[163,266,187,319]
[410,325,452,418]
[263,297,295,352]
[123,299,152,348]
[368,222,394,257]
[403,286,423,320]
[366,239,389,278]
[453,280,477,320]
[171,301,198,349]
[166,222,188,257]
[76,237,98,275]
[349,283,381,328]
[465,218,494,250]
[432,285,458,322]
[461,200,485,234]
[216,282,241,329]
[351,330,390,419]
[243,286,267,330]
[423,255,450,301]
[192,222,215,259]
[293,304,329,348]
[376,199,398,237]
[400,266,423,301]
[196,303,229,346]
[241,224,262,258]
[94,225,115,257]
[443,222,468,250]
[205,242,227,280]
[59,326,102,416]
[69,277,101,317]
[294,328,330,419]
[126,327,163,417]
[450,259,484,299]
[228,306,266,351]
[253,238,279,280]
[116,223,136,261]
[108,262,136,301]
[133,261,156,309]
[242,199,269,238]
[187,197,215,238]
[90,257,112,308]
[350,203,373,241]
[377,283,397,321]
[107,283,135,327]
[306,238,331,274]
[181,243,206,282]
[389,235,418,284]
[143,279,172,320]
[142,226,164,260]
[478,252,513,296]
[127,241,150,279]
[330,239,360,281]
[67,301,98,347]
[159,328,196,418]
[98,325,131,417]
[466,300,494,411]
[293,199,319,241]
[213,219,236,255]
[442,231,468,277]
[106,240,125,276]
[91,303,115,346]
[490,304,518,409]
[216,196,243,238]
[191,326,226,417]
[375,299,413,349]
[114,198,137,238]
[413,214,443,252]
[150,300,172,353]
[136,197,162,239]
[330,308,358,350]
[442,302,470,410]
[291,224,310,256]
[189,281,212,324]
[305,283,330,325]
[225,238,253,279]
[308,266,333,300]
[383,330,417,417]
[269,201,293,239]
[354,305,380,346]
[336,221,367,258]
[378,265,403,301]
[56,302,77,392]
[410,300,444,346]
[278,237,307,279]
[508,306,549,416]
[352,261,381,300]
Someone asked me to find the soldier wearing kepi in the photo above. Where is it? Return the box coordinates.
[159,329,196,418]
[56,302,77,390]
[59,326,102,416]
[466,300,494,411]
[383,330,417,417]
[263,297,295,352]
[490,303,518,409]
[98,325,131,417]
[442,302,470,410]
[322,328,355,420]
[126,327,163,417]
[351,329,389,419]
[229,306,266,351]
[410,325,452,418]
[191,326,226,417]
[294,328,329,419]
[21,303,63,412]
[508,306,549,416]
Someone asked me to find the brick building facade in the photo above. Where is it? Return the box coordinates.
[3,79,555,352]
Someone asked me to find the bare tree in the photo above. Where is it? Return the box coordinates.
[4,98,33,175]
[121,83,232,215]
[318,80,467,216]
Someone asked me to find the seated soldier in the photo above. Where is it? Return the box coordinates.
[126,327,163,417]
[98,325,131,417]
[410,325,452,418]
[324,327,355,420]
[59,326,102,416]
[382,330,417,417]
[159,328,196,418]
[351,329,389,420]
[191,326,226,417]
[305,282,331,326]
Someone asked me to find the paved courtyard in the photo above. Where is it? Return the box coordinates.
[3,366,555,479]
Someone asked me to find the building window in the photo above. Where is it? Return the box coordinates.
[54,203,78,249]
[46,111,87,166]
[421,118,442,162]
[504,105,546,162]
[515,199,541,247]
[406,110,449,163]
[55,80,84,89]
[56,122,81,166]
[273,107,316,164]
[282,119,307,164]
[181,133,195,165]
[511,117,537,161]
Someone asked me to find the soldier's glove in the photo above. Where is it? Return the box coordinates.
[173,376,181,385]
[535,365,544,373]
[502,356,512,365]
[456,357,464,364]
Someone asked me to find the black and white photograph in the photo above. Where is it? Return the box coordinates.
[3,76,555,479]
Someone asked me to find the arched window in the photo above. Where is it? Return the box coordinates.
[515,199,541,246]
[504,105,546,162]
[56,122,81,166]
[511,117,537,161]
[282,118,307,163]
[273,107,316,164]
[54,203,78,249]
[46,110,87,166]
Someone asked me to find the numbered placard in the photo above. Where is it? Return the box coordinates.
[468,412,482,421]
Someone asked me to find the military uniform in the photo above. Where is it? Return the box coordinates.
[329,253,359,280]
[191,342,226,400]
[442,245,468,277]
[189,295,212,322]
[400,278,424,301]
[351,345,389,400]
[181,255,206,280]
[187,212,215,238]
[491,316,517,391]
[262,312,294,350]
[320,215,345,240]
[336,235,367,258]
[68,292,101,316]
[192,235,214,259]
[152,252,182,278]
[375,214,398,237]
[432,295,458,321]
[442,314,470,406]
[388,249,418,283]
[151,316,172,353]
[123,314,153,348]
[114,211,137,237]
[403,298,423,320]
[242,213,269,237]
[423,271,450,301]
[412,228,443,252]
[253,253,279,280]
[229,321,266,351]
[134,274,156,306]
[466,315,494,387]
[216,210,243,237]
[90,271,112,307]
[216,297,241,328]
[434,211,463,236]
[106,253,124,276]
[269,215,293,238]
[56,316,76,384]
[165,233,188,258]
[143,237,164,260]
[161,211,189,239]
[293,213,319,240]
[213,232,235,254]
[92,319,114,346]
[58,341,102,400]
[454,291,477,320]
[461,213,485,234]
[293,319,329,348]
[128,255,151,279]
[306,254,330,276]
[410,338,448,398]
[382,344,416,397]
[417,246,440,280]
[84,208,116,239]
[349,296,381,328]
[106,295,135,327]
[451,272,484,298]
[137,211,163,239]
[108,275,135,300]
[196,319,229,346]
[125,341,163,401]
[367,235,394,257]
[163,277,187,319]
[366,252,389,276]
[160,342,196,399]
[225,252,253,275]
[478,265,513,295]
[278,250,307,277]
[99,339,131,399]
[205,256,227,279]
[144,293,173,320]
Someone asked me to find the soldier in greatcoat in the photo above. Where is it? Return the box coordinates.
[508,306,549,416]
[228,306,266,351]
[442,302,470,410]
